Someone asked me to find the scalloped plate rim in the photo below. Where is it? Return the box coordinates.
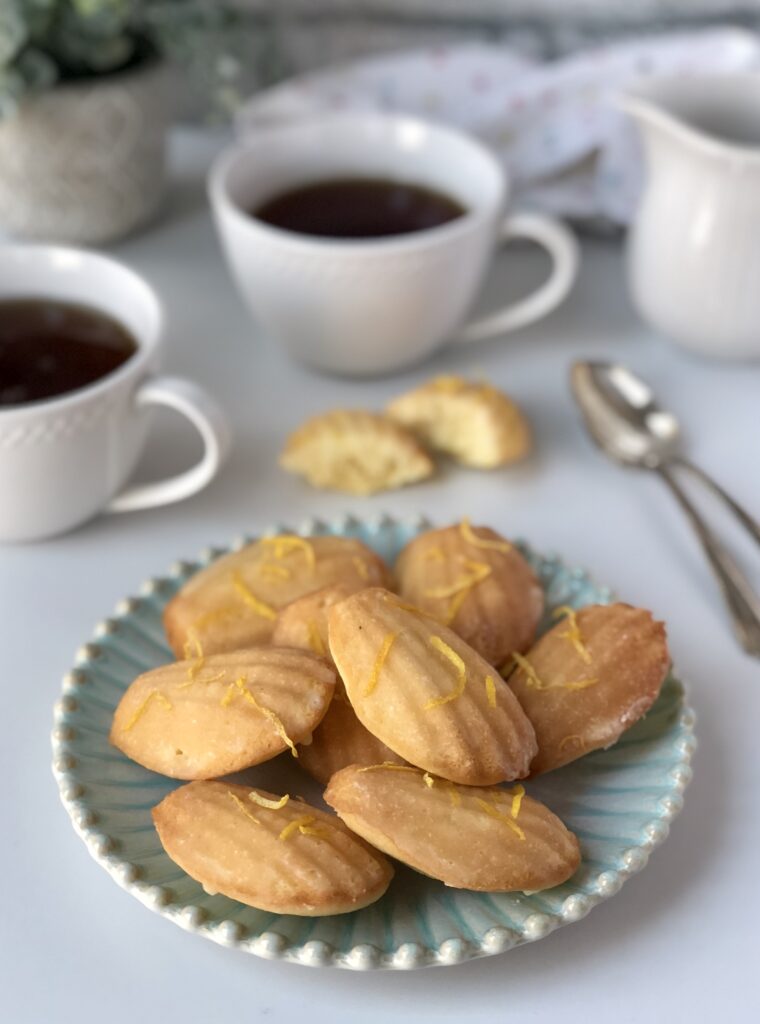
[51,513,696,971]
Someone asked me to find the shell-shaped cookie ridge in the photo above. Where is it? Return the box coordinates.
[111,647,336,779]
[325,765,580,892]
[153,780,394,916]
[328,588,537,785]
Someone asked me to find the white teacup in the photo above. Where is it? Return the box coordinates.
[209,113,579,376]
[0,245,231,542]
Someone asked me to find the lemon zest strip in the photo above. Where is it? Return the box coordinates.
[423,560,491,600]
[553,605,592,664]
[201,670,227,684]
[424,637,467,709]
[231,571,277,621]
[423,559,491,625]
[233,677,299,757]
[475,798,526,841]
[228,791,260,825]
[220,682,237,707]
[460,518,512,555]
[180,629,221,688]
[279,814,328,841]
[307,620,326,657]
[509,783,525,819]
[423,772,435,788]
[261,535,315,572]
[249,792,290,810]
[299,823,330,838]
[442,585,471,625]
[124,690,172,731]
[512,652,598,692]
[279,816,311,841]
[485,675,497,709]
[364,632,397,697]
[512,652,543,687]
[561,678,598,691]
[178,668,227,690]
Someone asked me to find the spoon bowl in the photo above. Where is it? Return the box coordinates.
[570,362,681,468]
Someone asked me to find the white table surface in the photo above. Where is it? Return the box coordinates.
[2,129,759,1024]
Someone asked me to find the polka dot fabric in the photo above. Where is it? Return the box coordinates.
[238,28,760,224]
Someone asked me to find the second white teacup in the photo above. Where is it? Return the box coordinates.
[0,245,231,542]
[209,113,579,376]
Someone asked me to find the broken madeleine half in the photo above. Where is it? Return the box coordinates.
[280,409,435,495]
[154,781,393,915]
[506,603,670,775]
[272,584,406,782]
[328,587,537,785]
[110,647,335,779]
[394,519,543,666]
[325,765,580,892]
[387,375,532,469]
[163,533,390,658]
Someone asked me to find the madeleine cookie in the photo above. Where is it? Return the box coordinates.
[325,765,580,892]
[394,520,543,666]
[506,603,670,775]
[272,583,360,660]
[153,781,393,915]
[272,584,406,782]
[111,647,335,779]
[327,588,537,785]
[280,410,435,495]
[386,375,532,468]
[163,533,390,657]
[299,693,407,785]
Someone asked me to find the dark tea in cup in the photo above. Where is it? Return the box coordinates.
[253,177,466,239]
[0,298,137,407]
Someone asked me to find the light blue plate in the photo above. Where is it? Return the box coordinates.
[51,514,695,970]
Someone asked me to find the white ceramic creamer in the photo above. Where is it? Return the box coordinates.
[622,74,760,359]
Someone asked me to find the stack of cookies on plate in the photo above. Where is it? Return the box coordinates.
[110,521,669,917]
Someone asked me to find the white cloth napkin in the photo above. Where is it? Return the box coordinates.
[237,27,760,225]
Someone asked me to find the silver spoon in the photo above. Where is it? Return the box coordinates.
[570,360,760,656]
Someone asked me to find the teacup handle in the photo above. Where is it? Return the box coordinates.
[455,211,579,344]
[107,377,232,514]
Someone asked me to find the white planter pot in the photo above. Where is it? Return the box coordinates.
[0,59,169,244]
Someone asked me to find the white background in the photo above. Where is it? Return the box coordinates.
[1,131,758,1023]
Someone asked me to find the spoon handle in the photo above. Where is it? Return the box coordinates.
[669,457,760,547]
[657,464,760,657]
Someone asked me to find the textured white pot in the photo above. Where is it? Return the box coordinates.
[0,58,169,244]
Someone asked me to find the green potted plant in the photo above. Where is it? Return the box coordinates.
[0,1,260,244]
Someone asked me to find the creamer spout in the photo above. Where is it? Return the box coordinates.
[618,73,760,155]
